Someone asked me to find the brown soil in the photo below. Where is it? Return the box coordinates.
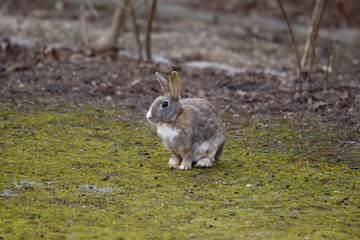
[1,0,359,124]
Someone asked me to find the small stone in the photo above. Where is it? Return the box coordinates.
[205,223,213,228]
[256,181,264,186]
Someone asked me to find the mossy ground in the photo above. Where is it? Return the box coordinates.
[0,103,359,239]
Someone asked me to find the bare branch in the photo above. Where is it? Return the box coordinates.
[145,0,158,61]
[129,0,143,61]
[324,39,332,90]
[85,0,99,18]
[276,0,302,77]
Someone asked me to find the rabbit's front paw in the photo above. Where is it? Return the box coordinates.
[168,158,180,169]
[179,162,192,170]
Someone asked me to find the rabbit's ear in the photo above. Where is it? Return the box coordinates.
[155,72,171,95]
[169,71,182,100]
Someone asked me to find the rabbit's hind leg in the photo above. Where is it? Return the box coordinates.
[195,158,215,168]
[194,142,221,168]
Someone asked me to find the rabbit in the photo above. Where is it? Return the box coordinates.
[146,71,225,170]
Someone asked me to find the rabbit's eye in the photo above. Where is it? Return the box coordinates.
[162,101,169,108]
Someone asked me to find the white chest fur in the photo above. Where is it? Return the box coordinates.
[156,124,180,143]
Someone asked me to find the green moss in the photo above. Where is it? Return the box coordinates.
[0,104,359,239]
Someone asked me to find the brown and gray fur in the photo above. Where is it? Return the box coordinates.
[146,71,225,170]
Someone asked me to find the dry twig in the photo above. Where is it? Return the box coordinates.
[276,0,302,77]
[325,39,332,90]
[145,0,158,61]
[129,0,143,61]
[85,0,99,18]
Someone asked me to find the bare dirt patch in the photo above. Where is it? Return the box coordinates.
[1,0,359,124]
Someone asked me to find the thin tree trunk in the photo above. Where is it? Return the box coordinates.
[109,0,129,45]
[80,0,89,46]
[301,0,327,77]
[93,0,129,52]
[129,0,143,61]
[145,0,158,61]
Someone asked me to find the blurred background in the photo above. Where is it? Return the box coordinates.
[0,0,359,121]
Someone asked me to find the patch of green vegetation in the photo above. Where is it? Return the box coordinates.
[0,104,359,239]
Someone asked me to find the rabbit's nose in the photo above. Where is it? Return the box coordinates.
[146,109,152,120]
